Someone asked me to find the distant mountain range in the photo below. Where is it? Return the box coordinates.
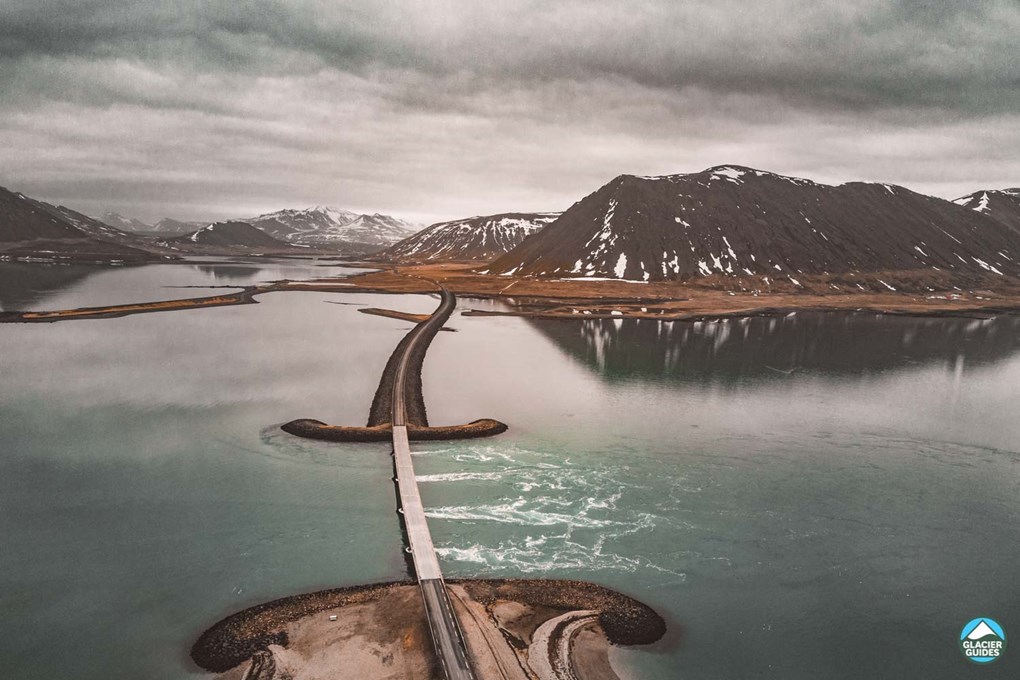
[150,218,206,234]
[245,207,418,250]
[95,214,203,234]
[485,165,1020,283]
[7,170,1020,282]
[98,206,419,251]
[6,190,421,260]
[377,212,561,262]
[98,212,152,232]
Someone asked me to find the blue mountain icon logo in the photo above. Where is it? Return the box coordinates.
[960,618,1007,664]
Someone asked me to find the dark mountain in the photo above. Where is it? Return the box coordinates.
[486,166,1020,284]
[376,212,560,262]
[953,189,1020,237]
[151,218,206,234]
[0,186,174,262]
[164,221,299,250]
[97,212,151,231]
[245,206,418,250]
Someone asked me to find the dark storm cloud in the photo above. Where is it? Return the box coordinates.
[4,0,1017,113]
[0,0,1017,221]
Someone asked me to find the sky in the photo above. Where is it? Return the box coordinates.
[1,0,1018,225]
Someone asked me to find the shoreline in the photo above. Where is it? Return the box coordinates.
[3,258,1020,324]
[336,263,1020,321]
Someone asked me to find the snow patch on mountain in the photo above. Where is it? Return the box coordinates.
[246,206,418,246]
[379,212,560,262]
[486,165,1020,283]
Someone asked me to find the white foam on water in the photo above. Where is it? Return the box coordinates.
[434,528,687,581]
[426,498,632,528]
[413,441,698,583]
[416,471,505,482]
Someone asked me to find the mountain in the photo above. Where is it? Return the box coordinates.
[486,165,1020,284]
[163,221,301,250]
[245,207,419,249]
[97,212,151,231]
[151,218,206,234]
[376,212,561,262]
[954,189,1020,236]
[0,186,173,262]
[966,621,1000,641]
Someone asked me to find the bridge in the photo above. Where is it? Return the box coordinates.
[390,288,477,680]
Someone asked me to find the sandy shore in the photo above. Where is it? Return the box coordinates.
[193,579,665,680]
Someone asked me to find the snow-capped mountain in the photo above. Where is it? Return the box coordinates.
[97,212,151,232]
[953,189,1020,237]
[151,218,206,234]
[377,212,560,262]
[0,185,173,261]
[487,165,1020,282]
[245,206,419,248]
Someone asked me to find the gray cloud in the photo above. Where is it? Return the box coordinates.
[0,0,1017,222]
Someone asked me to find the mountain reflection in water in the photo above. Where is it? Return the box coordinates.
[530,312,1020,382]
[0,259,349,312]
[0,262,101,311]
[191,264,266,282]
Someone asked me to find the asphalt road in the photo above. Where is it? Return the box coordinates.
[390,288,476,680]
[391,286,455,427]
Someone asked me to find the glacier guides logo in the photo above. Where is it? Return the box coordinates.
[960,618,1006,664]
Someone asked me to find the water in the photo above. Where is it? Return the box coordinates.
[0,257,352,311]
[2,261,1019,679]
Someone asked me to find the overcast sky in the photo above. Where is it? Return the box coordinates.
[1,0,1018,224]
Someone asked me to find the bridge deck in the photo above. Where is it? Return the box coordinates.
[389,290,476,680]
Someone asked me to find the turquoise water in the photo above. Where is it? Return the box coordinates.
[2,261,1019,678]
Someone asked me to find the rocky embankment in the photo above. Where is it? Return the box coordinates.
[191,579,666,679]
[281,418,508,442]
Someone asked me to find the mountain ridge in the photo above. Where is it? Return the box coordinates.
[97,212,152,232]
[486,165,1020,284]
[376,212,561,262]
[953,188,1020,238]
[151,217,206,234]
[245,206,418,250]
[0,186,175,262]
[163,221,299,250]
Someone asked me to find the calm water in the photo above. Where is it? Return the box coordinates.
[1,260,1019,679]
